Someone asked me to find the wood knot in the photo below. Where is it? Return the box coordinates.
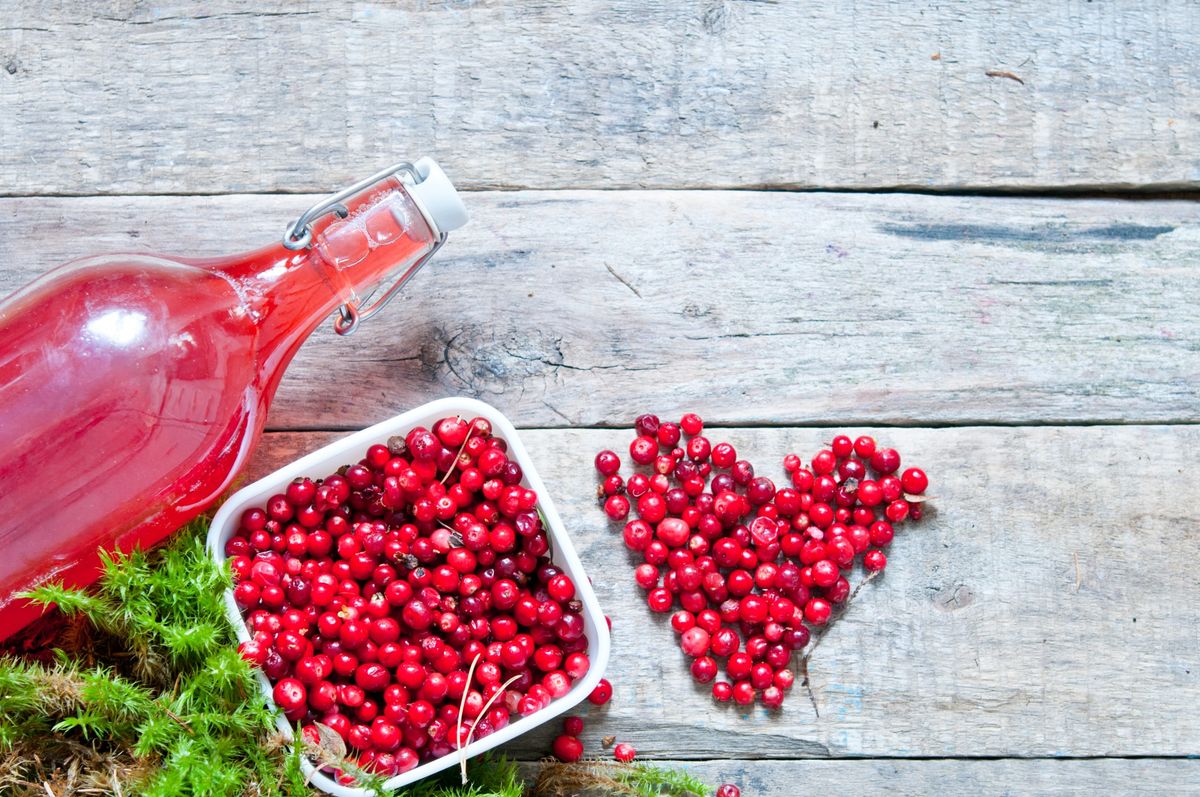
[437,324,570,395]
[931,583,974,612]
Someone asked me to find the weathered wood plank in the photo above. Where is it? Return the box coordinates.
[519,760,1200,796]
[246,426,1200,758]
[1,2,1198,193]
[2,192,1197,426]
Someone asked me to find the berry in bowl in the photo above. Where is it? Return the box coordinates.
[207,398,610,797]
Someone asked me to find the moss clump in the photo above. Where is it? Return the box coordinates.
[0,522,710,797]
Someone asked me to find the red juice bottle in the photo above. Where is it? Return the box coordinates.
[0,158,467,639]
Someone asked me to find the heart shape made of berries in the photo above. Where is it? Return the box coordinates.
[594,413,930,711]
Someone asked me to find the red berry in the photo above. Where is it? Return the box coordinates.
[552,734,584,763]
[811,559,839,588]
[830,435,853,458]
[690,655,718,683]
[630,436,658,465]
[811,450,836,475]
[717,785,741,797]
[595,448,624,472]
[901,467,928,494]
[804,598,832,625]
[634,563,660,590]
[656,422,682,447]
[370,720,402,751]
[588,678,613,705]
[563,716,584,736]
[864,549,888,571]
[870,447,901,475]
[604,494,631,520]
[885,499,910,522]
[680,627,711,658]
[272,678,307,718]
[680,413,704,436]
[711,442,737,468]
[647,588,673,613]
[613,742,637,763]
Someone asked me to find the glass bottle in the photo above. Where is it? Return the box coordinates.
[0,158,467,639]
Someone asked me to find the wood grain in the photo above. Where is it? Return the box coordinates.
[245,426,1200,758]
[1,2,1198,194]
[520,760,1200,796]
[1,192,1196,427]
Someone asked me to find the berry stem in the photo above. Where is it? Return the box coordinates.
[440,415,473,484]
[458,651,483,784]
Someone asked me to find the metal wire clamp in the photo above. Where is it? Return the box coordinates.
[281,162,447,336]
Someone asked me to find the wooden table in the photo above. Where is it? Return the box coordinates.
[3,3,1198,794]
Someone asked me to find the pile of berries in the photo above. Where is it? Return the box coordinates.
[596,413,928,710]
[225,415,595,778]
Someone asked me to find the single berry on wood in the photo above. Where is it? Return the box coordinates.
[552,734,584,763]
[588,678,613,705]
[613,742,637,763]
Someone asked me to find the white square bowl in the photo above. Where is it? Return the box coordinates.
[207,397,611,797]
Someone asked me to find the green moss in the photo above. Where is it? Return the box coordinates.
[0,521,710,797]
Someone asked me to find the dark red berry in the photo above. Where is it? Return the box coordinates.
[595,450,621,475]
[588,678,613,705]
[552,734,584,762]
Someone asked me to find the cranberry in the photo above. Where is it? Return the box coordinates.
[711,442,737,468]
[869,520,894,546]
[646,588,673,613]
[731,681,755,706]
[811,450,836,476]
[690,655,718,683]
[885,499,910,522]
[870,447,901,475]
[595,450,621,476]
[613,742,637,763]
[709,682,732,704]
[656,422,681,447]
[552,734,584,763]
[864,549,887,571]
[588,678,613,705]
[629,436,658,465]
[680,627,711,658]
[563,716,584,736]
[273,678,307,719]
[804,598,832,625]
[901,467,928,494]
[680,413,704,436]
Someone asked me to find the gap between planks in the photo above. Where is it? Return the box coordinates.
[265,420,1200,434]
[502,754,1200,762]
[2,187,1199,201]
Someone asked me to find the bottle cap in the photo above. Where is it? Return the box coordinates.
[407,157,468,236]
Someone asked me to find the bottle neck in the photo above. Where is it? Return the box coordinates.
[216,183,437,395]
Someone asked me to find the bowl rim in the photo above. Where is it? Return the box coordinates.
[206,397,610,797]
